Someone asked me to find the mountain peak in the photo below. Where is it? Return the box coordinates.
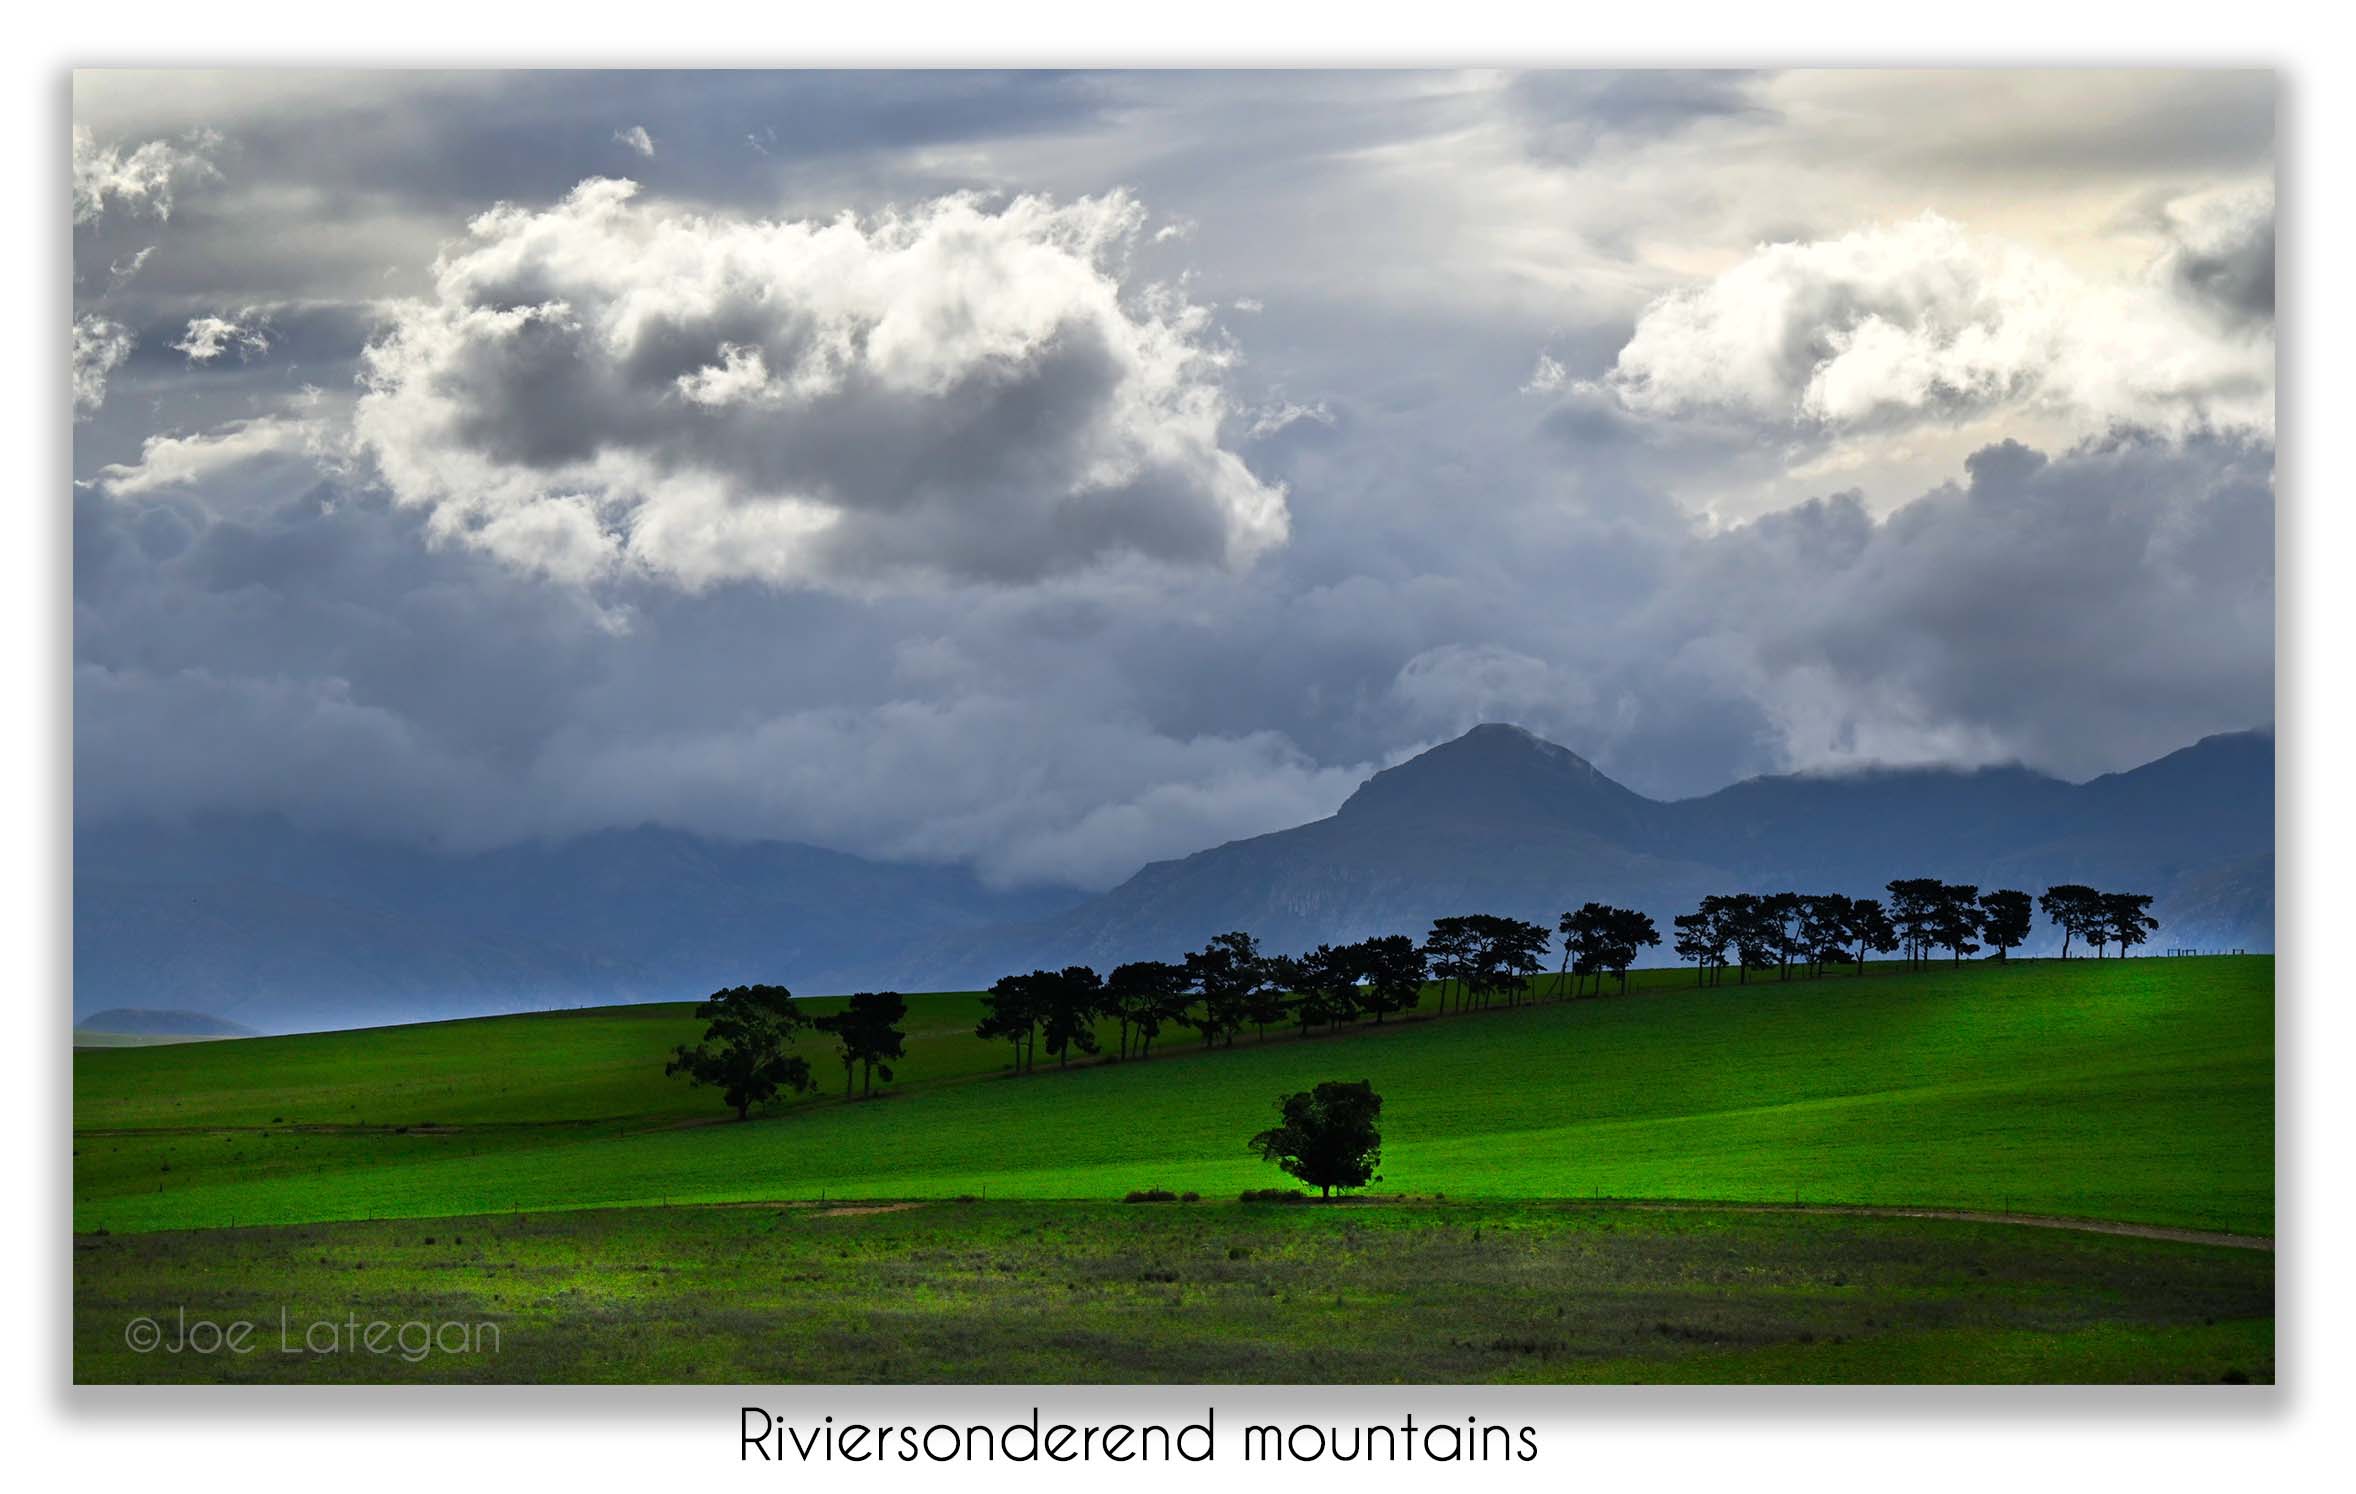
[1335,722,1656,834]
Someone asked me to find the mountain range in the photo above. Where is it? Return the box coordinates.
[74,724,2272,1033]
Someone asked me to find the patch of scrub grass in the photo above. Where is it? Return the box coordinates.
[75,959,2272,1236]
[71,1200,2272,1385]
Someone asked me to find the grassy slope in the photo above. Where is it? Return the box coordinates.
[72,1201,2273,1385]
[73,957,2273,1235]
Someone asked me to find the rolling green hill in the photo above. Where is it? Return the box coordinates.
[73,956,2272,1236]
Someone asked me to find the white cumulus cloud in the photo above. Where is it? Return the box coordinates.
[72,124,220,225]
[170,313,271,364]
[72,314,135,420]
[1597,212,2273,441]
[97,416,332,495]
[354,179,1288,591]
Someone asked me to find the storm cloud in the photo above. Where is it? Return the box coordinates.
[353,179,1285,590]
[70,70,2275,892]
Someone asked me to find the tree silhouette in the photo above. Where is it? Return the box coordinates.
[1672,910,1714,985]
[815,990,907,1098]
[2101,892,2159,958]
[1267,953,1311,1037]
[1556,904,1608,998]
[1726,894,1780,983]
[1696,894,1743,985]
[1797,895,1854,979]
[1597,907,1661,994]
[1467,913,1550,1007]
[1885,879,1943,968]
[1845,897,1899,973]
[664,984,815,1120]
[1423,917,1475,1014]
[1927,882,1984,963]
[1763,892,1806,979]
[1040,965,1104,1068]
[1978,889,2033,961]
[2038,884,2101,959]
[1352,934,1427,1024]
[976,972,1048,1073]
[1106,959,1185,1059]
[1185,931,1265,1047]
[1248,1079,1384,1199]
[1285,944,1365,1036]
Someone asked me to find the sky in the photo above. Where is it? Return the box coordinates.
[70,69,2276,891]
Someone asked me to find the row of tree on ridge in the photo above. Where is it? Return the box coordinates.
[971,880,2160,1074]
[664,880,2161,1109]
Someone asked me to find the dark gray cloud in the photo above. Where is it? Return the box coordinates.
[1508,71,1769,163]
[70,70,2276,890]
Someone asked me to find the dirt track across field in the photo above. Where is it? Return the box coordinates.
[1588,1199,2270,1251]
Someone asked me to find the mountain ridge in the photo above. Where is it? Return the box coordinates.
[75,724,2272,1032]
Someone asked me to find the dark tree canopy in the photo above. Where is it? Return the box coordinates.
[1185,931,1266,1048]
[1352,934,1427,1023]
[1560,904,1659,994]
[2101,892,2159,958]
[1979,889,2033,959]
[1248,1079,1384,1198]
[1927,882,1984,963]
[1465,913,1550,1007]
[664,983,815,1121]
[1884,878,1945,966]
[976,971,1048,1072]
[1422,916,1477,1012]
[2038,883,2102,959]
[1283,944,1364,1036]
[1105,959,1186,1059]
[817,990,907,1098]
[1040,965,1104,1068]
[1846,897,1899,971]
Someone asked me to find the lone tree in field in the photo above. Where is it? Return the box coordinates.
[1249,1079,1384,1199]
[815,990,908,1098]
[1979,889,2033,960]
[1352,934,1427,1023]
[664,983,816,1121]
[2038,884,2101,959]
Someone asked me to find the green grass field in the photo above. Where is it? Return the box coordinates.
[72,956,2274,1383]
[73,1200,2271,1384]
[75,957,2273,1235]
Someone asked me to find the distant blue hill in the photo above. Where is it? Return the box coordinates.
[876,723,2274,988]
[73,725,2271,1034]
[73,820,1086,1034]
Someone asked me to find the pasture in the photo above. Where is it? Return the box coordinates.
[72,956,2274,1383]
[75,958,2273,1235]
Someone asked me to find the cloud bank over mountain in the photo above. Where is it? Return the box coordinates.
[71,70,2273,893]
